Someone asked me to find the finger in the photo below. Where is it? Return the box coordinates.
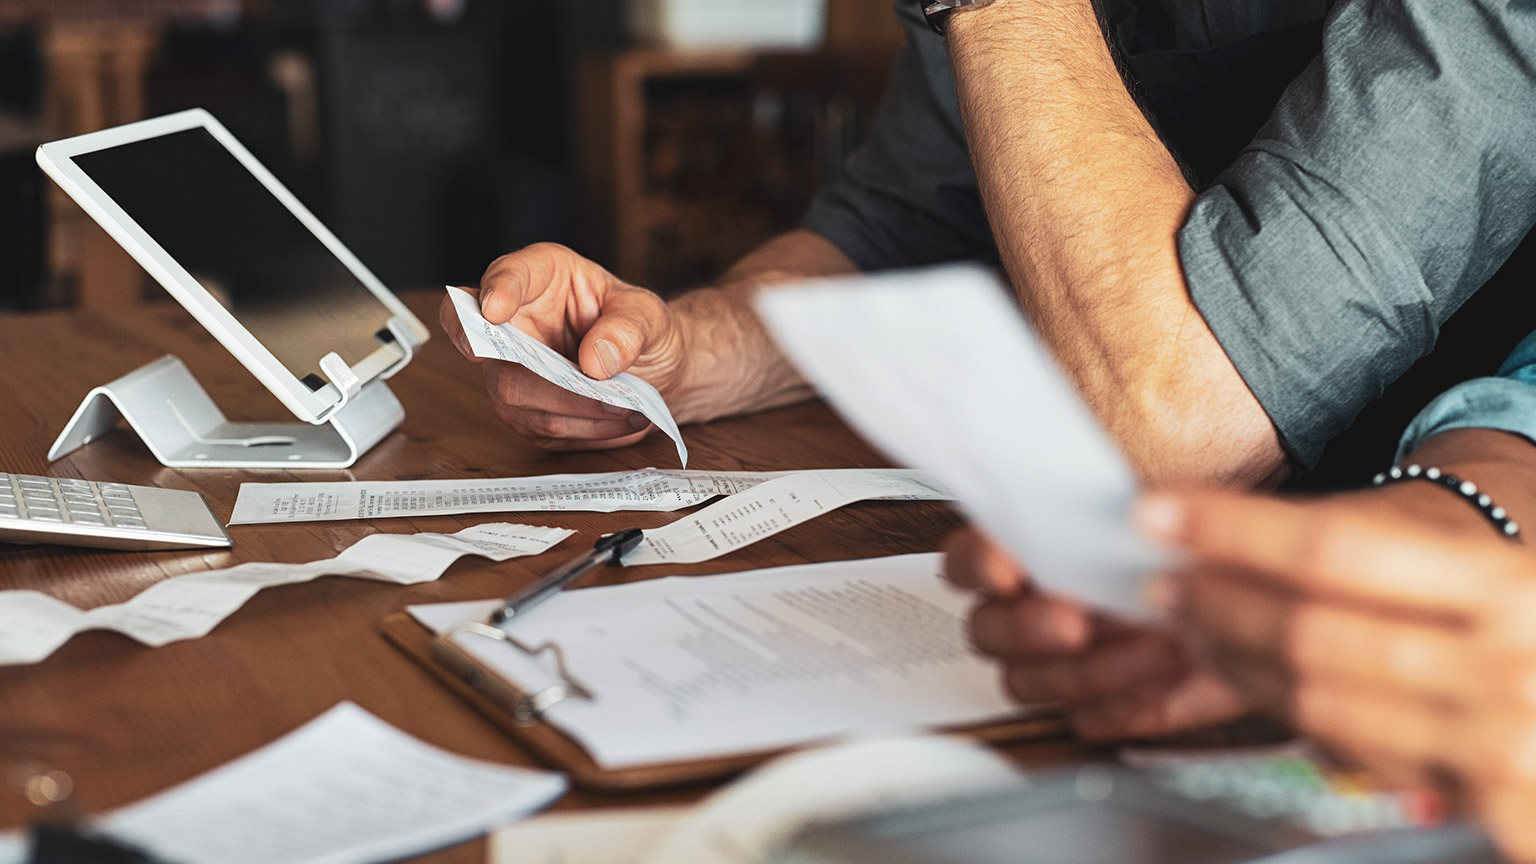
[438,292,480,361]
[478,243,587,328]
[523,428,654,453]
[1068,670,1253,741]
[1140,491,1511,616]
[482,362,648,424]
[1185,573,1480,705]
[968,594,1094,657]
[1475,781,1536,864]
[577,287,673,381]
[1001,632,1185,704]
[492,403,653,443]
[943,527,1031,597]
[1459,709,1536,788]
[1287,676,1464,778]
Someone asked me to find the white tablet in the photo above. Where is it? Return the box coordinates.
[36,108,430,424]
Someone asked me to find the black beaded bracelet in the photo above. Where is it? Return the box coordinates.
[1371,464,1521,541]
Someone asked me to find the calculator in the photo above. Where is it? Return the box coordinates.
[776,767,1500,864]
[0,473,231,551]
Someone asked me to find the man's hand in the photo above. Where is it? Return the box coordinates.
[440,232,856,451]
[1142,488,1536,863]
[439,243,689,451]
[942,527,1252,741]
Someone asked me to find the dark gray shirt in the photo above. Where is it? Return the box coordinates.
[803,0,1536,470]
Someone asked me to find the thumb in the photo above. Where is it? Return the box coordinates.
[576,291,665,380]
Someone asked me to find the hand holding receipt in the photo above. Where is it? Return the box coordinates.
[446,287,690,466]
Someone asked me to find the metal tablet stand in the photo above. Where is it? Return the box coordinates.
[47,318,420,470]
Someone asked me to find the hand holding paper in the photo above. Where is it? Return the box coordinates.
[755,265,1163,618]
[447,287,689,466]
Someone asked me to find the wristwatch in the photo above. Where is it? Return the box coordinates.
[920,0,994,35]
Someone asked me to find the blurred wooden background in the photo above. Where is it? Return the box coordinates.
[0,0,904,311]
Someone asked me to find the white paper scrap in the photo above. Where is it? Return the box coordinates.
[756,265,1163,619]
[408,553,1030,770]
[448,286,688,466]
[0,523,572,666]
[229,467,950,525]
[100,702,566,864]
[0,832,23,864]
[622,469,952,565]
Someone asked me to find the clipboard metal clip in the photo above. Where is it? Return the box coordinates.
[440,620,595,725]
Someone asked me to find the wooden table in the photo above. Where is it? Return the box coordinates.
[0,289,1083,860]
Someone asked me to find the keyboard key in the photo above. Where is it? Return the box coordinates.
[30,512,63,522]
[70,514,107,526]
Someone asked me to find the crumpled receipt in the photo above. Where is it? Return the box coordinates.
[0,523,572,666]
[447,287,688,467]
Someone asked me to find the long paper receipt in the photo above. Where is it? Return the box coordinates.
[0,523,571,666]
[408,553,1033,770]
[756,265,1163,619]
[99,702,566,864]
[622,469,951,565]
[447,286,688,466]
[229,467,950,526]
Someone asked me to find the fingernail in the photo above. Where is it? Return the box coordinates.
[1134,495,1188,543]
[594,340,622,379]
[602,403,630,416]
[628,413,650,430]
[480,290,509,322]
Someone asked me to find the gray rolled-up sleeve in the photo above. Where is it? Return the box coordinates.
[1180,0,1536,469]
[801,2,994,270]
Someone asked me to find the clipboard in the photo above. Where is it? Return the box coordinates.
[379,612,1068,793]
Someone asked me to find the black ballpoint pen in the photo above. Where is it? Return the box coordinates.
[488,528,645,629]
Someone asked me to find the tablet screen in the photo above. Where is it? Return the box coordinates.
[72,127,398,387]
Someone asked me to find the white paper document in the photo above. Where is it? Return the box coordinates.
[0,523,571,666]
[228,467,950,526]
[409,553,1031,770]
[756,265,1162,618]
[447,286,688,466]
[490,734,1022,864]
[99,702,566,864]
[623,470,951,564]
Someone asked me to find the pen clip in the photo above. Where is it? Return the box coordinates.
[595,528,645,564]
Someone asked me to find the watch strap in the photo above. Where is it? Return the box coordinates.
[921,0,993,35]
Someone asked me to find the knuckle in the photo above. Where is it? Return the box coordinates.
[1294,517,1352,579]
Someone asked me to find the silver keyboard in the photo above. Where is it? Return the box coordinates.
[0,473,231,551]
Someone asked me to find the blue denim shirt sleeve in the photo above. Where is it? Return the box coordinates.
[1396,331,1536,462]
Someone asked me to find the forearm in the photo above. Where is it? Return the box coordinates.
[946,0,1286,487]
[1380,427,1536,544]
[666,229,858,422]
